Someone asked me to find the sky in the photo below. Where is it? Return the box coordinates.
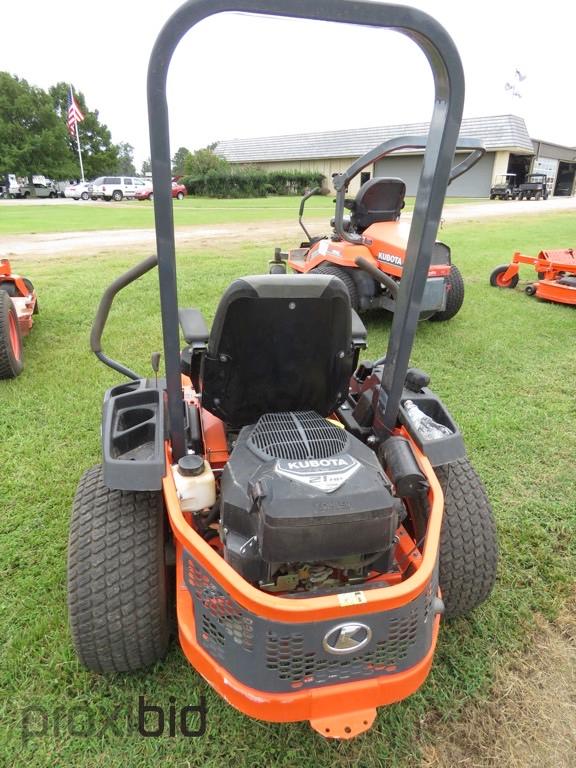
[0,1,572,170]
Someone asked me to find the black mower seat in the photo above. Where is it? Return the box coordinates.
[202,274,366,427]
[350,177,406,233]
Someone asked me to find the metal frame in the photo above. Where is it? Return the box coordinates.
[147,0,467,458]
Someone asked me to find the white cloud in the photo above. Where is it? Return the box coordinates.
[0,0,572,168]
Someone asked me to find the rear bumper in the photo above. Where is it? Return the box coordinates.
[177,551,440,716]
[164,438,444,733]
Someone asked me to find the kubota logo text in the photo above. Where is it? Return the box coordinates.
[377,252,403,266]
[275,455,360,493]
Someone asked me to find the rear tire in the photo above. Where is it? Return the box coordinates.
[0,290,23,379]
[112,190,123,202]
[67,464,170,672]
[311,262,359,311]
[81,191,89,201]
[429,264,464,322]
[490,264,519,289]
[176,191,184,200]
[435,458,498,619]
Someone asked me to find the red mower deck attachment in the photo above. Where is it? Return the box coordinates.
[490,249,576,305]
[66,0,498,741]
[0,259,38,379]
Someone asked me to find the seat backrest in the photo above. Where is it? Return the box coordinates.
[202,274,355,427]
[350,177,406,233]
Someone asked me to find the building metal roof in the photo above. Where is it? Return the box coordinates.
[215,114,534,163]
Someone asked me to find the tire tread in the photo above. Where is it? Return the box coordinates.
[67,465,169,672]
[436,458,498,619]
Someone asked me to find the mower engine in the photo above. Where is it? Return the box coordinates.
[220,411,403,593]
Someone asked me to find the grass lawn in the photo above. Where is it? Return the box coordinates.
[1,211,575,767]
[0,195,486,235]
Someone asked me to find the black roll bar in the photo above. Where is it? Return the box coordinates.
[148,0,468,458]
[298,186,321,242]
[333,137,485,244]
[90,254,158,380]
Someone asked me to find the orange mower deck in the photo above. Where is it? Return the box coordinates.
[490,248,576,304]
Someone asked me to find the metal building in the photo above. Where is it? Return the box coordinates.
[215,115,575,197]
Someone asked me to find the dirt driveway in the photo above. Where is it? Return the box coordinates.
[2,196,576,260]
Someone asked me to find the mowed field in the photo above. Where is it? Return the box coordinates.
[0,195,486,235]
[0,209,575,767]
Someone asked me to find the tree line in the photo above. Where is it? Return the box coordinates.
[0,72,324,193]
[0,73,137,179]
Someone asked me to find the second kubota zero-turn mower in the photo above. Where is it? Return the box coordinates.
[0,258,38,379]
[270,140,485,322]
[66,0,498,740]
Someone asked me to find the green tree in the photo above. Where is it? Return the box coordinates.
[171,146,191,176]
[0,72,75,177]
[183,145,228,177]
[140,157,151,176]
[49,82,119,178]
[116,142,136,175]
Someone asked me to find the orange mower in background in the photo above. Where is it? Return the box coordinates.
[66,0,498,742]
[490,249,576,305]
[271,139,485,322]
[0,259,38,379]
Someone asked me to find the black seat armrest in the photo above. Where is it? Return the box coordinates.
[351,309,368,349]
[179,308,209,345]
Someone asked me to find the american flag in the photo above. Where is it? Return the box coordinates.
[67,86,85,137]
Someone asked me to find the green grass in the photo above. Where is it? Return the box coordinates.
[0,196,486,235]
[1,211,575,767]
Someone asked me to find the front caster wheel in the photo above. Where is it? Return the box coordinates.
[489,264,519,289]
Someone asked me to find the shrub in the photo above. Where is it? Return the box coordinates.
[181,168,325,198]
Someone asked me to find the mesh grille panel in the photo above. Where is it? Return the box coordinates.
[265,609,419,686]
[247,411,348,460]
[183,552,437,693]
[187,558,255,656]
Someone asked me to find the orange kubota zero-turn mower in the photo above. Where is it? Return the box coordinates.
[270,140,485,322]
[490,248,576,305]
[67,0,498,740]
[0,259,38,379]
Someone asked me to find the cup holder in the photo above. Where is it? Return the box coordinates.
[117,407,155,432]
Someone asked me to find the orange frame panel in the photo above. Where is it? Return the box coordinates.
[163,423,444,733]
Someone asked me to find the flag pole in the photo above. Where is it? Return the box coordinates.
[70,84,85,183]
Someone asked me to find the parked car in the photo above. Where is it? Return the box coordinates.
[64,181,92,201]
[18,182,58,199]
[91,176,149,201]
[135,180,187,201]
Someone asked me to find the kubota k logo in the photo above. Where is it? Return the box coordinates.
[322,623,372,655]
